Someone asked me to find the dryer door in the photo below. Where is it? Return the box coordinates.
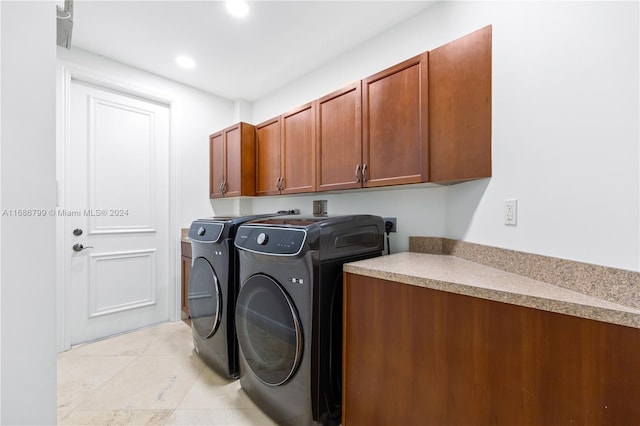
[188,257,222,338]
[236,274,303,386]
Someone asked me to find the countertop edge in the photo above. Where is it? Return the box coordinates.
[344,255,640,330]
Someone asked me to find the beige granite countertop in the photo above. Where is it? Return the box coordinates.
[344,252,640,329]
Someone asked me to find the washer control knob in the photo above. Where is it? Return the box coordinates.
[197,226,206,236]
[256,232,269,245]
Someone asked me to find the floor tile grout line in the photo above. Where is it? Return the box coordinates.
[58,321,274,425]
[58,351,143,422]
[58,323,205,425]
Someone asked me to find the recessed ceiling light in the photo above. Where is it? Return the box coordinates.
[176,55,196,69]
[226,0,249,18]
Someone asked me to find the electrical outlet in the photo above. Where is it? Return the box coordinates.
[383,217,397,233]
[504,199,517,226]
[313,200,327,217]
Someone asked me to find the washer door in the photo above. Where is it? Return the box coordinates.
[236,274,303,386]
[188,257,222,339]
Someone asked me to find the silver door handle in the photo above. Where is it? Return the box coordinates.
[355,164,361,183]
[72,243,94,252]
[362,164,368,182]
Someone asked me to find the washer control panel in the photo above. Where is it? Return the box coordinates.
[256,232,269,245]
[235,226,307,255]
[188,221,224,243]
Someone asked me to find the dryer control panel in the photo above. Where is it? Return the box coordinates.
[188,221,224,243]
[234,226,307,256]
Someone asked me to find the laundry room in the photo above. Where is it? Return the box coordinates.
[1,1,639,425]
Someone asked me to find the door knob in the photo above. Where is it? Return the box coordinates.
[72,243,94,252]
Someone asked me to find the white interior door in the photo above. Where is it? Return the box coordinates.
[67,79,170,345]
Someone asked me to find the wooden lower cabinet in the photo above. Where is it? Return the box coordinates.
[343,273,640,425]
[180,241,192,317]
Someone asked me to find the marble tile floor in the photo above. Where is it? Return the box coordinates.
[57,321,277,425]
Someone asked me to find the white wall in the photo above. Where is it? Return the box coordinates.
[1,2,57,424]
[444,1,639,271]
[213,184,448,255]
[241,1,639,271]
[57,47,238,228]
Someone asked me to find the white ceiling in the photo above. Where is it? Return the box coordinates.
[70,1,435,101]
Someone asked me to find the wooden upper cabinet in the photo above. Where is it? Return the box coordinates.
[226,123,256,197]
[256,104,316,196]
[362,54,429,188]
[210,27,491,197]
[281,102,316,194]
[255,117,282,196]
[209,132,225,198]
[209,122,256,199]
[429,25,492,183]
[316,82,363,192]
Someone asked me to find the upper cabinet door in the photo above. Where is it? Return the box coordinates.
[223,125,242,197]
[429,25,492,183]
[209,132,225,198]
[362,54,429,188]
[316,82,363,192]
[209,122,256,199]
[255,117,282,196]
[224,122,256,198]
[281,102,316,194]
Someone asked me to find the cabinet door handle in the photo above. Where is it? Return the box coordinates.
[276,177,282,191]
[362,164,368,183]
[355,164,361,183]
[279,177,285,190]
[222,181,227,194]
[219,181,224,194]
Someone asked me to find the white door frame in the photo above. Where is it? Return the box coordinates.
[56,61,181,352]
